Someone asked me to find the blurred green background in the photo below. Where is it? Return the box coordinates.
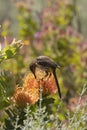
[0,0,87,37]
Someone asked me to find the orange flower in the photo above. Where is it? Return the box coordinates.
[24,72,58,96]
[13,87,39,107]
[14,89,30,107]
[13,87,27,107]
[23,73,39,89]
[13,74,39,107]
[41,74,58,95]
[13,72,58,107]
[23,74,40,104]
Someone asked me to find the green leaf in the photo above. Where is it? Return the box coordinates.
[5,50,13,58]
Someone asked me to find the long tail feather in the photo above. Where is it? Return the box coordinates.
[53,70,61,99]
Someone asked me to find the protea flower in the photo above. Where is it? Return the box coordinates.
[13,71,58,107]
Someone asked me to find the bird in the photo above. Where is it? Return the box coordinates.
[29,55,61,98]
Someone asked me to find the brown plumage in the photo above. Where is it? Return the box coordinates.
[29,56,61,98]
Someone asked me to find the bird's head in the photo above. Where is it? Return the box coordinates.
[29,61,37,78]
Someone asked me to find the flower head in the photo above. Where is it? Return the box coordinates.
[41,74,58,95]
[13,88,30,107]
[13,72,58,107]
[13,74,39,107]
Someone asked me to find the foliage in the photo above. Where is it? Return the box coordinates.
[0,70,16,109]
[16,1,39,40]
[0,39,22,63]
[0,39,22,110]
